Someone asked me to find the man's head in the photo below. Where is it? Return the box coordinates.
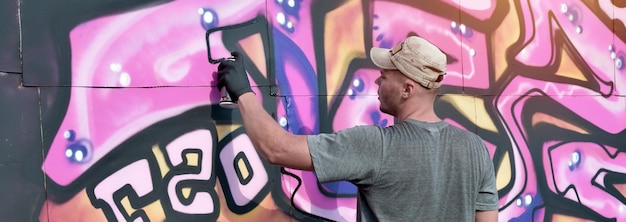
[370,36,447,89]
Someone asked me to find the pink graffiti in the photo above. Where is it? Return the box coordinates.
[267,0,318,75]
[371,1,491,91]
[514,0,618,96]
[282,169,357,221]
[39,0,626,221]
[543,141,626,221]
[332,68,394,130]
[43,0,265,186]
[219,133,269,207]
[495,1,626,220]
[93,159,153,221]
[497,75,626,220]
[446,0,497,20]
[165,129,216,214]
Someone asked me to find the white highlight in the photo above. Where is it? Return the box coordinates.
[75,150,84,162]
[63,130,72,139]
[572,151,580,163]
[524,194,532,206]
[203,11,214,24]
[459,24,467,35]
[560,4,568,13]
[276,12,286,25]
[347,89,354,96]
[119,72,131,87]
[110,63,122,72]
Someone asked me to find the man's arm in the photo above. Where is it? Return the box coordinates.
[236,92,314,171]
[475,210,497,222]
[217,52,314,171]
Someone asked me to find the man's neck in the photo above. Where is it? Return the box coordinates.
[396,102,441,123]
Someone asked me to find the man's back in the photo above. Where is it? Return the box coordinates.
[359,119,498,221]
[308,119,499,221]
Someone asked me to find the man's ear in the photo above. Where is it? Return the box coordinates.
[402,81,415,98]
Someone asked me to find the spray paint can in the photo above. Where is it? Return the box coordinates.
[205,17,259,109]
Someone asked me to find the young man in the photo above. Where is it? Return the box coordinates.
[217,36,499,221]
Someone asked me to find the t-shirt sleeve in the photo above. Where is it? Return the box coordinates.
[307,125,383,185]
[476,140,499,211]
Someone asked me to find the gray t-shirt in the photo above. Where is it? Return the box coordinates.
[307,119,498,221]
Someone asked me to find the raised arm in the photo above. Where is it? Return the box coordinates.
[217,52,314,171]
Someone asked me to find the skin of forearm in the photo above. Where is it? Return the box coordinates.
[475,210,497,222]
[236,93,283,163]
[236,92,307,168]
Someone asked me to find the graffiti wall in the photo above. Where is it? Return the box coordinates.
[0,0,624,221]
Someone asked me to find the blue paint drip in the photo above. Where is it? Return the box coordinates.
[375,33,384,42]
[273,28,319,135]
[371,111,380,123]
[379,119,388,127]
[321,181,358,196]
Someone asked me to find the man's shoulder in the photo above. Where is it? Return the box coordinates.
[443,123,485,142]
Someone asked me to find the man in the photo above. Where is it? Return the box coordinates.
[217,36,499,221]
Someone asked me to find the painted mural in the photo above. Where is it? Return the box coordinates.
[6,0,626,221]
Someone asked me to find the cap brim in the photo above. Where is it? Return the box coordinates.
[370,47,396,69]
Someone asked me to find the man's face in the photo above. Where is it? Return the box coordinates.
[375,69,404,116]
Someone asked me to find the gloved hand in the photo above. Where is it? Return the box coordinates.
[217,51,253,102]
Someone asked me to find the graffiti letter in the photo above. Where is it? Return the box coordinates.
[92,159,153,222]
[165,129,218,217]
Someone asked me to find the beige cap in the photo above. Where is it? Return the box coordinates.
[370,36,447,89]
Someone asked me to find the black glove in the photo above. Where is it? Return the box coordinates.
[217,51,253,102]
